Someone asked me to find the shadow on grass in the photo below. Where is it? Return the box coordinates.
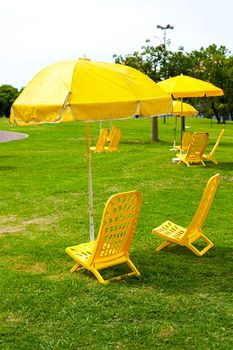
[0,166,17,171]
[205,161,233,171]
[135,245,233,294]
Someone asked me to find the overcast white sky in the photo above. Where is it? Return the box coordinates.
[1,0,232,89]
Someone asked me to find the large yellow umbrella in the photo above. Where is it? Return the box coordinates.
[158,75,223,152]
[11,59,172,240]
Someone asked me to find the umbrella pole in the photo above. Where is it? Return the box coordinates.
[180,98,184,154]
[86,122,95,241]
[170,116,177,151]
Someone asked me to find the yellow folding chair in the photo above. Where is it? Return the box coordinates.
[66,190,141,284]
[104,127,121,152]
[175,131,193,151]
[107,126,117,143]
[90,128,109,153]
[176,132,209,167]
[152,174,220,256]
[203,129,224,165]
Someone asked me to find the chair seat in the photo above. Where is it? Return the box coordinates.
[152,220,186,242]
[66,241,96,265]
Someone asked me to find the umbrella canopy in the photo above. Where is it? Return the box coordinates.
[171,100,198,117]
[11,59,172,241]
[158,75,223,98]
[11,59,172,125]
[158,75,223,154]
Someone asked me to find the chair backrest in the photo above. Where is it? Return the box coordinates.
[209,129,224,156]
[184,174,220,240]
[108,127,121,151]
[185,132,209,162]
[90,190,141,265]
[181,131,193,151]
[107,126,117,143]
[95,128,109,152]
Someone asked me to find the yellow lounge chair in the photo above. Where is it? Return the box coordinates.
[104,127,121,152]
[152,173,220,256]
[203,129,224,165]
[90,128,108,153]
[176,132,209,167]
[175,131,193,151]
[66,190,141,284]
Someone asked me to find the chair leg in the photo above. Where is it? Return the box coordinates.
[156,240,172,252]
[127,258,140,277]
[186,234,214,256]
[70,263,84,273]
[210,156,218,165]
[89,267,108,284]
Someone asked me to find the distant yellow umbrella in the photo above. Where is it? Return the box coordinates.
[158,75,223,98]
[171,100,198,116]
[11,59,172,241]
[158,75,223,152]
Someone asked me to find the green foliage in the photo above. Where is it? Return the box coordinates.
[0,85,19,118]
[0,118,232,349]
[114,40,233,123]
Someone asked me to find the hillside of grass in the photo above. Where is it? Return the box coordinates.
[0,116,232,349]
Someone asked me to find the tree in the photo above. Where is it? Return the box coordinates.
[114,40,232,128]
[0,85,19,118]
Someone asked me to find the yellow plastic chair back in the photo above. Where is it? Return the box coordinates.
[104,127,121,152]
[176,132,209,166]
[175,131,193,151]
[107,126,117,143]
[203,129,224,164]
[66,190,141,284]
[152,174,220,256]
[90,128,108,153]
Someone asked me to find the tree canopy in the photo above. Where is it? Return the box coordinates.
[114,40,233,124]
[0,85,19,118]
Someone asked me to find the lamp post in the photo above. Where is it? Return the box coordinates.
[157,24,174,124]
[156,24,174,48]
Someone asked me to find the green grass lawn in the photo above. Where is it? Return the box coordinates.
[0,116,232,349]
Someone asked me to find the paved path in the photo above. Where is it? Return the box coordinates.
[0,131,28,143]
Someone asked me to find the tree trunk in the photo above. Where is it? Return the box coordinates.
[211,101,221,124]
[181,116,185,132]
[152,117,159,142]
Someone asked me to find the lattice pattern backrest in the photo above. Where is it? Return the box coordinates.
[92,190,141,261]
[182,131,193,149]
[186,174,220,236]
[96,128,109,151]
[186,132,209,160]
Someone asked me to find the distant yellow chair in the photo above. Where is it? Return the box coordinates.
[66,190,141,284]
[203,129,224,165]
[152,174,220,256]
[104,127,121,152]
[107,126,117,143]
[175,131,193,151]
[90,128,108,153]
[176,132,209,167]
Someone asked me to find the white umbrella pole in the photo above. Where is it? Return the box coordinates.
[86,122,95,241]
[170,116,177,151]
[180,98,184,154]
